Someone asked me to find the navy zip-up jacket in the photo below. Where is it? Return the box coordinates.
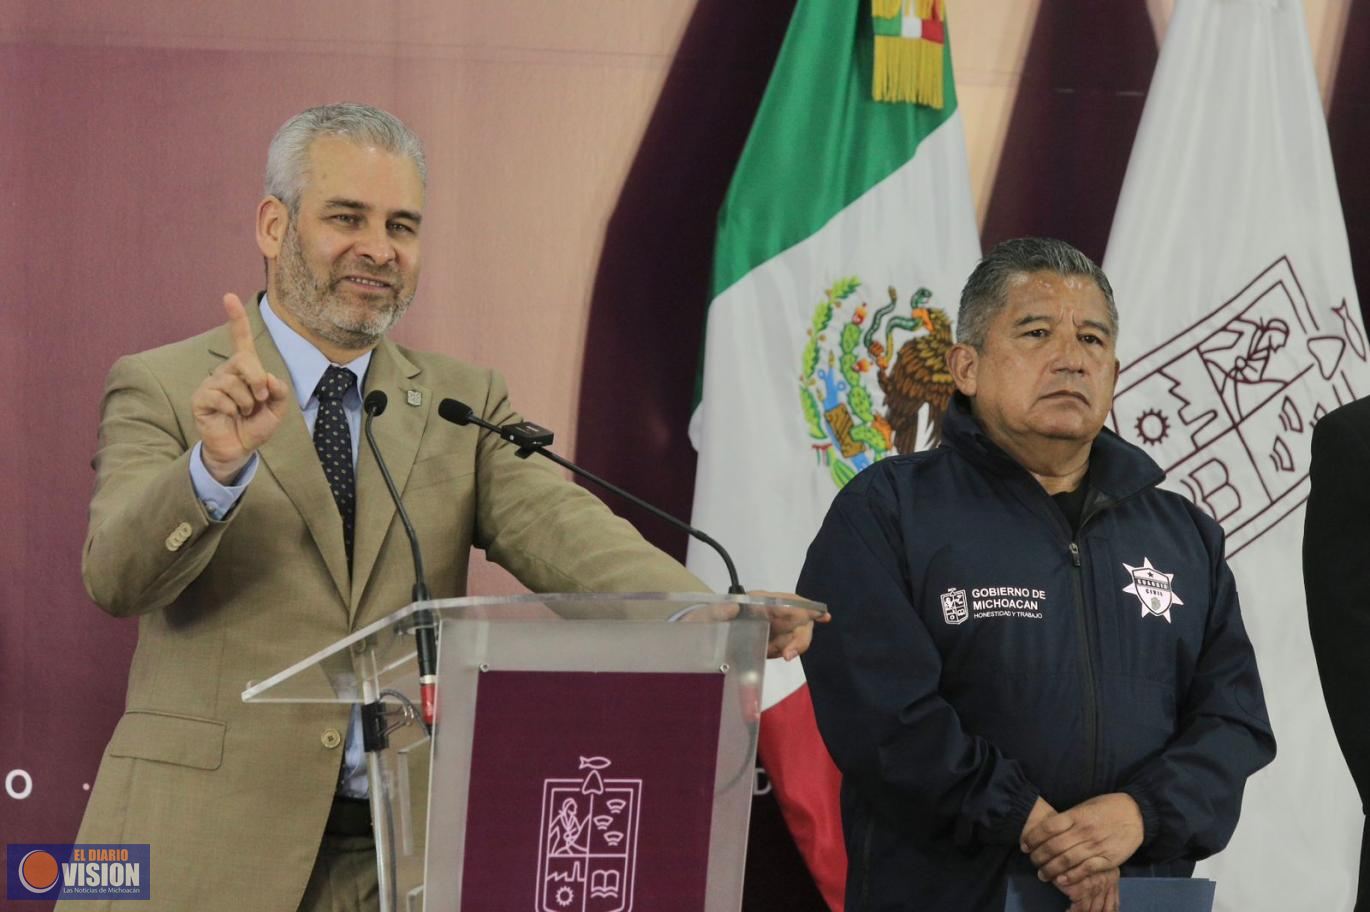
[798,396,1275,911]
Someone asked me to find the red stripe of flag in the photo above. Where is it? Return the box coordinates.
[757,683,847,910]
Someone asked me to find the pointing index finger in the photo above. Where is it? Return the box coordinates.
[223,293,257,356]
[221,293,271,401]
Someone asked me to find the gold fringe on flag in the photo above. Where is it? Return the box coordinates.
[873,36,944,107]
[872,0,945,109]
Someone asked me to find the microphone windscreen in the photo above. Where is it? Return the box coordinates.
[438,398,474,426]
[363,390,388,416]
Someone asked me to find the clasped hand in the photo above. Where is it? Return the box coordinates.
[1020,793,1144,912]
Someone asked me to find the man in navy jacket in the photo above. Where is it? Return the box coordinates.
[799,238,1275,912]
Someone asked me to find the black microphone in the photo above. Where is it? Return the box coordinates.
[437,397,745,594]
[363,390,438,728]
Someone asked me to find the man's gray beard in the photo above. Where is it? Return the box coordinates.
[274,223,414,351]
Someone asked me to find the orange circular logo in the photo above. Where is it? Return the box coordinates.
[18,850,60,893]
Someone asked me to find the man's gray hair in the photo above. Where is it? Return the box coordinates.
[956,237,1117,348]
[264,103,427,211]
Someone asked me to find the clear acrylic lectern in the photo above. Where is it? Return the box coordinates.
[242,593,823,912]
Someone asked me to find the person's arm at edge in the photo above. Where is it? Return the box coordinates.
[1304,409,1370,806]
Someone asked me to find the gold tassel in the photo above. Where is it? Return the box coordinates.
[873,37,943,107]
[872,0,945,108]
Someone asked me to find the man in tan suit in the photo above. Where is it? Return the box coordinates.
[69,104,807,912]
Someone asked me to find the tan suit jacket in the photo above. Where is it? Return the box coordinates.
[64,300,705,912]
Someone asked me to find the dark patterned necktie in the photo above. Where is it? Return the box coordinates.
[313,365,357,565]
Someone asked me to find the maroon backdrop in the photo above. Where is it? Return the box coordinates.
[979,1,1159,262]
[1,44,268,845]
[1330,0,1370,315]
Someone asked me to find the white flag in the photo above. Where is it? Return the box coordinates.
[1103,1,1368,907]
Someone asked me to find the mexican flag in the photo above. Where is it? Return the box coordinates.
[1102,0,1369,908]
[686,0,980,905]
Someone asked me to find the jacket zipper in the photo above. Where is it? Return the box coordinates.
[856,813,875,911]
[1068,539,1100,793]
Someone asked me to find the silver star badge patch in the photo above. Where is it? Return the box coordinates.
[1122,557,1184,623]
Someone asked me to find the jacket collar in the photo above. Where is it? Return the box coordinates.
[941,393,1164,503]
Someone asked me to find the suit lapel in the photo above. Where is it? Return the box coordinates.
[351,338,428,620]
[207,298,352,607]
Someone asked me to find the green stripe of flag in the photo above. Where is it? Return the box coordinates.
[710,1,960,300]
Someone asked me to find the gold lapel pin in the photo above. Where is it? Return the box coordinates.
[407,389,423,407]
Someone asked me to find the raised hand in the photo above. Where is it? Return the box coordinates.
[191,294,289,483]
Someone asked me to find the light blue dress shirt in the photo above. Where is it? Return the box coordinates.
[189,296,373,798]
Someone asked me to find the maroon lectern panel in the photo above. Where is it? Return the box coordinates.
[461,671,726,911]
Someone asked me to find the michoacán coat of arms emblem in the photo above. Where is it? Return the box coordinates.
[536,756,641,912]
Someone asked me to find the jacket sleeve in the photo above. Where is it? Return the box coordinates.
[82,354,237,617]
[1303,409,1370,807]
[797,476,1041,848]
[471,368,709,595]
[1120,509,1276,863]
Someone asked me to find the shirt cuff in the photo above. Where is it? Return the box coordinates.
[189,442,257,521]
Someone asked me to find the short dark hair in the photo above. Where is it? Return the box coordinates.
[956,237,1117,348]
